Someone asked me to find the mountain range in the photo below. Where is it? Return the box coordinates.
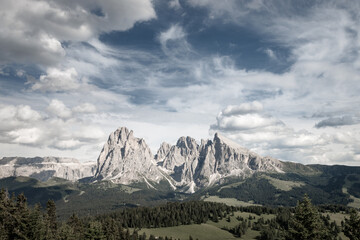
[1,127,359,217]
[1,127,284,193]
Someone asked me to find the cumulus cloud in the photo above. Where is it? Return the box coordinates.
[1,1,360,166]
[222,101,263,116]
[0,102,105,151]
[0,0,156,65]
[73,103,97,114]
[8,128,44,145]
[31,68,82,92]
[0,104,42,132]
[47,99,73,119]
[211,102,281,131]
[210,102,332,163]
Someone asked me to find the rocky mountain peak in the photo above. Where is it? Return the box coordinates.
[0,127,285,193]
[213,133,248,152]
[111,127,134,144]
[155,142,171,162]
[94,127,163,185]
[176,136,198,155]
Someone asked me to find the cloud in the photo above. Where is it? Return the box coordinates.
[158,25,192,57]
[8,128,43,145]
[315,116,357,128]
[14,105,42,122]
[264,48,277,60]
[0,102,105,151]
[0,104,42,132]
[73,103,97,114]
[210,102,332,163]
[47,99,72,119]
[213,113,281,131]
[30,67,83,92]
[159,25,186,45]
[169,0,182,9]
[1,1,360,166]
[222,101,263,116]
[0,0,156,66]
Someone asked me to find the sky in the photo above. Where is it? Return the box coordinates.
[0,0,360,166]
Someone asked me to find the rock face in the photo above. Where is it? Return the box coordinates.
[0,127,284,192]
[157,133,283,192]
[0,157,96,181]
[94,127,164,186]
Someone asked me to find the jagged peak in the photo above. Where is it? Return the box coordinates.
[114,127,134,140]
[176,136,198,149]
[213,132,248,152]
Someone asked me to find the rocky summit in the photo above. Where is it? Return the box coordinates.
[94,127,283,192]
[0,127,284,192]
[0,157,96,181]
[94,127,165,187]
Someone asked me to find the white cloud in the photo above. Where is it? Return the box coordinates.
[0,0,156,65]
[222,101,263,116]
[214,113,280,131]
[210,103,333,163]
[15,105,42,121]
[169,0,182,9]
[31,67,82,92]
[47,99,72,119]
[52,139,82,150]
[8,127,43,145]
[264,48,277,60]
[0,104,42,132]
[1,1,360,166]
[159,25,186,45]
[158,25,192,57]
[73,103,97,114]
[0,102,105,154]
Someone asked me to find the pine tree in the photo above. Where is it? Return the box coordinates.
[45,199,58,240]
[28,204,46,240]
[344,209,360,240]
[286,195,333,240]
[84,221,106,240]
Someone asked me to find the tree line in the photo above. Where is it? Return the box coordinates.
[1,189,359,240]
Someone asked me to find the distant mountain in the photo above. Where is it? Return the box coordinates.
[1,127,360,216]
[93,127,166,187]
[156,133,283,192]
[0,156,96,181]
[91,127,283,192]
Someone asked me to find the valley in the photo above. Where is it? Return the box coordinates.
[1,127,360,239]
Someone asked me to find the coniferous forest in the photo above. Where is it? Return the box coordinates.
[1,189,360,240]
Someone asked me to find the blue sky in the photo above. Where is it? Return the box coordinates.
[0,0,359,165]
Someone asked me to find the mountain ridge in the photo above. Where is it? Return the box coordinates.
[0,127,358,195]
[93,127,284,192]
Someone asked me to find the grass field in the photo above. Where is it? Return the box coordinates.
[137,210,278,240]
[262,175,305,191]
[136,211,352,240]
[138,223,237,240]
[204,196,260,207]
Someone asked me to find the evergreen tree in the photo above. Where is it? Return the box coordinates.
[84,221,106,240]
[344,209,360,240]
[45,199,58,240]
[65,213,84,240]
[28,204,46,240]
[286,195,332,240]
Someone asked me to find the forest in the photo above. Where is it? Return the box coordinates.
[1,189,359,240]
